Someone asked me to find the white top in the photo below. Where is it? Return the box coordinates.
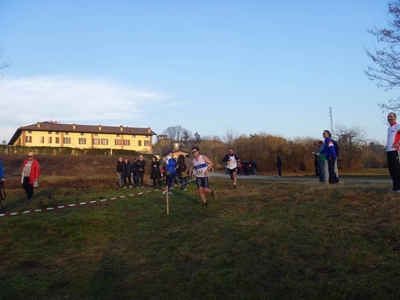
[387,123,400,151]
[193,155,208,177]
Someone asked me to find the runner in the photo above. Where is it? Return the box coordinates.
[189,146,217,205]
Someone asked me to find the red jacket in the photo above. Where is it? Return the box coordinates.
[21,158,41,185]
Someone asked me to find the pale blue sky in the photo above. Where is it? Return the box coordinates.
[0,0,395,144]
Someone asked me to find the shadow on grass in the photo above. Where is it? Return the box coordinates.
[0,188,58,213]
[87,252,129,299]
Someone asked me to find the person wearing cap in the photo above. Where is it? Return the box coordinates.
[21,152,41,199]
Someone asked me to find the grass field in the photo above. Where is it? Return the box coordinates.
[1,163,400,300]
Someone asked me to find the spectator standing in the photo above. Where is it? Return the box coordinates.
[189,146,217,205]
[222,147,239,188]
[185,154,192,177]
[237,159,244,175]
[315,141,327,183]
[251,159,258,175]
[150,156,162,188]
[177,154,188,190]
[386,112,400,192]
[137,154,146,188]
[163,150,176,195]
[0,157,5,183]
[277,155,283,177]
[21,152,41,199]
[122,158,132,188]
[131,158,139,187]
[317,130,339,184]
[116,157,124,187]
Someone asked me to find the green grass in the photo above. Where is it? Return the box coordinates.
[1,178,400,299]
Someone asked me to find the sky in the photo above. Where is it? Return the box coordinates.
[0,0,397,145]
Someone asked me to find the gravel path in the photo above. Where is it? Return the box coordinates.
[209,172,391,184]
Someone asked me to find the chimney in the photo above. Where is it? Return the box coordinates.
[120,125,123,131]
[37,122,41,128]
[147,127,151,133]
[98,125,102,131]
[72,124,76,129]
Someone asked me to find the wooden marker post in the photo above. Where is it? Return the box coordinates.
[166,186,169,215]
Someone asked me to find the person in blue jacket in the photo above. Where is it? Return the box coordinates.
[317,130,339,184]
[0,157,5,183]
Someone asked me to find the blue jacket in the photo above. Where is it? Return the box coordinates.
[0,158,5,179]
[319,138,337,159]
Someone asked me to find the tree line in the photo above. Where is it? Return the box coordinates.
[154,125,386,174]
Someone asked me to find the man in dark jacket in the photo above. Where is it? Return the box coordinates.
[122,158,132,188]
[116,157,124,187]
[137,154,146,188]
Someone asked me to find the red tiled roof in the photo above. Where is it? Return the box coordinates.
[8,121,157,145]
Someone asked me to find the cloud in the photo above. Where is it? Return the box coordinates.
[0,76,171,142]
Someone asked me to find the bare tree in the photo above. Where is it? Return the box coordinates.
[365,0,400,111]
[162,125,192,147]
[335,124,367,169]
[0,46,12,83]
[223,127,238,146]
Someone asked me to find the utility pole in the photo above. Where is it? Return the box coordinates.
[329,107,333,134]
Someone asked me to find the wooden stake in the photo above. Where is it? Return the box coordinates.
[166,186,169,215]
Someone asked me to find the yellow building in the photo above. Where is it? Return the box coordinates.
[8,121,157,153]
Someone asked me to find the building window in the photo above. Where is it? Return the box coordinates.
[40,136,45,143]
[28,131,32,134]
[79,138,86,144]
[123,140,130,146]
[132,135,136,138]
[63,137,71,144]
[55,132,59,135]
[101,139,108,145]
[48,137,52,143]
[80,133,85,136]
[93,138,100,145]
[144,140,150,146]
[55,137,60,143]
[115,139,121,145]
[65,132,69,135]
[26,136,32,143]
[94,133,98,136]
[138,140,142,146]
[116,134,120,137]
[48,131,52,134]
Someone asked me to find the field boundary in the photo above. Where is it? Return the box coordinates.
[0,189,161,218]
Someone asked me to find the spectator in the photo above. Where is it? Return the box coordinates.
[386,112,400,192]
[177,154,188,190]
[251,159,258,175]
[131,158,139,187]
[277,155,283,177]
[315,141,326,183]
[163,150,176,195]
[185,154,192,178]
[122,158,133,188]
[21,152,41,199]
[150,156,162,188]
[317,130,339,184]
[237,159,244,175]
[0,157,5,183]
[137,154,146,188]
[116,157,124,187]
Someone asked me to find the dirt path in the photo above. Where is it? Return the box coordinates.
[209,172,391,184]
